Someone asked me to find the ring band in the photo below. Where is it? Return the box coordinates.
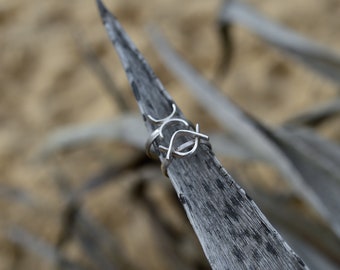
[145,104,210,177]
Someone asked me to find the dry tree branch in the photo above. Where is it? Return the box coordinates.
[95,1,308,269]
[147,27,340,267]
[147,26,336,229]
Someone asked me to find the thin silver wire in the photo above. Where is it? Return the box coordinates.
[145,104,210,177]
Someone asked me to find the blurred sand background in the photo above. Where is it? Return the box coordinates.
[0,0,340,269]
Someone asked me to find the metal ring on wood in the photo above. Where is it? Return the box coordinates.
[145,104,210,177]
[145,118,190,159]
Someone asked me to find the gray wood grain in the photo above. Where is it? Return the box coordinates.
[147,27,340,267]
[147,26,333,229]
[95,1,308,269]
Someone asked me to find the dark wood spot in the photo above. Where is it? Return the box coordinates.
[246,193,253,201]
[252,249,261,262]
[260,221,271,235]
[228,227,238,240]
[252,232,262,245]
[237,192,244,201]
[205,201,216,213]
[296,256,306,267]
[146,100,154,110]
[214,229,224,240]
[228,228,248,240]
[230,195,241,206]
[243,229,250,237]
[97,0,109,18]
[224,201,239,221]
[179,194,192,211]
[185,183,194,190]
[131,81,140,101]
[179,193,186,204]
[158,90,167,101]
[193,153,200,162]
[232,245,245,262]
[266,242,278,256]
[207,148,214,156]
[146,68,157,82]
[202,182,212,194]
[125,66,132,75]
[205,159,212,170]
[216,178,225,190]
[116,29,133,54]
[112,37,118,45]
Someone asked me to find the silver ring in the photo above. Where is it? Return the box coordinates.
[145,104,210,177]
[147,103,177,124]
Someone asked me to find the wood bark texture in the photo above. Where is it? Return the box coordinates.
[96,1,309,269]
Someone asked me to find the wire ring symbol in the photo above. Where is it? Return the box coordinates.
[145,104,210,177]
[145,118,190,158]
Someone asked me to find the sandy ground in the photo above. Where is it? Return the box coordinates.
[0,0,340,269]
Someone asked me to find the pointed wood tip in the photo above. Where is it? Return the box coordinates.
[96,0,109,20]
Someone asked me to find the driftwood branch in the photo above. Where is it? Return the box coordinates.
[95,1,308,269]
[147,26,340,260]
[147,26,335,228]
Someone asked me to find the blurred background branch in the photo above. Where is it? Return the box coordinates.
[0,0,339,269]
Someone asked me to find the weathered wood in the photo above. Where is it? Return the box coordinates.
[147,27,340,265]
[96,1,308,269]
[147,26,334,228]
[148,25,340,258]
